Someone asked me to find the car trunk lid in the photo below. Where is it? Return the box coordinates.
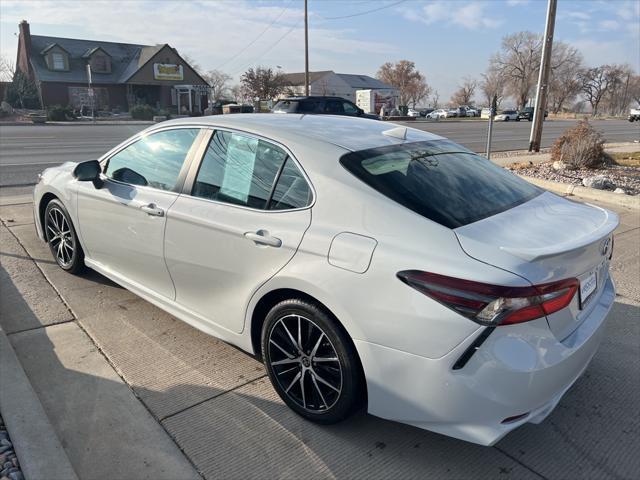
[455,192,618,340]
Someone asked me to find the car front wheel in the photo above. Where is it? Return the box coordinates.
[261,298,363,424]
[44,199,85,274]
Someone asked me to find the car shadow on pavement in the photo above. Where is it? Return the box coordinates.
[2,253,638,479]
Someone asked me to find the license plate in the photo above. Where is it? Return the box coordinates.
[580,271,597,308]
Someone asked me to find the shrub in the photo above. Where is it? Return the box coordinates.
[4,71,41,109]
[130,104,155,120]
[46,105,75,121]
[550,119,606,169]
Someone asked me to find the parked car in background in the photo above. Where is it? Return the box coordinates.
[427,109,448,119]
[272,96,379,119]
[517,107,548,121]
[628,107,640,122]
[464,107,479,117]
[34,114,618,446]
[446,108,459,118]
[420,108,434,117]
[407,108,421,117]
[495,110,520,121]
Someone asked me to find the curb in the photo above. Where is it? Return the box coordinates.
[0,326,79,480]
[519,175,640,209]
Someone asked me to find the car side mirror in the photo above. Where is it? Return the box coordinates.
[73,160,103,189]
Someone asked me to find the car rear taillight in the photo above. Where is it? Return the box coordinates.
[396,270,578,326]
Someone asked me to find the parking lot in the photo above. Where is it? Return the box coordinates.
[1,190,638,479]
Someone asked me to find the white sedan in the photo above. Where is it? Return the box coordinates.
[494,110,520,121]
[426,108,448,119]
[34,114,617,446]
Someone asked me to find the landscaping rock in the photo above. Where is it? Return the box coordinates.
[552,160,566,170]
[582,175,616,190]
[614,188,627,194]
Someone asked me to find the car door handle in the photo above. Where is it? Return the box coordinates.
[244,230,282,248]
[140,203,164,217]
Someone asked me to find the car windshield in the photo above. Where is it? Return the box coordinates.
[272,100,299,113]
[340,140,542,228]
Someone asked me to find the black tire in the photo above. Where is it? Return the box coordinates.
[505,117,510,121]
[515,117,520,122]
[44,199,85,274]
[261,298,364,424]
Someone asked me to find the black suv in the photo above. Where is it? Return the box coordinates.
[517,106,548,121]
[272,96,379,119]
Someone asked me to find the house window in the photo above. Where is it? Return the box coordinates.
[92,55,109,73]
[51,52,65,70]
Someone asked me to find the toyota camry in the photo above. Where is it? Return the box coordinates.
[34,114,617,445]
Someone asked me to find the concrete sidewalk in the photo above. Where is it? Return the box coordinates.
[1,193,639,479]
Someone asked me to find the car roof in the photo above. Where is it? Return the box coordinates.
[150,114,444,152]
[277,96,347,101]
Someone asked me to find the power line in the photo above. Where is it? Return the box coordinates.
[216,0,293,70]
[230,20,302,76]
[318,0,407,20]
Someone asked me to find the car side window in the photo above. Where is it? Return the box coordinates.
[268,159,312,210]
[105,128,199,191]
[325,100,344,114]
[192,131,288,209]
[299,100,323,113]
[343,101,359,114]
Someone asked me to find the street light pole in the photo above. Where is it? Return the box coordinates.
[529,0,557,152]
[304,0,309,96]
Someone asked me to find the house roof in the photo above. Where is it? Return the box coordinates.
[280,70,333,86]
[335,73,395,90]
[280,70,395,91]
[30,35,151,84]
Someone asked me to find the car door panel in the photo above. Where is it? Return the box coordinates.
[164,199,311,333]
[76,180,179,299]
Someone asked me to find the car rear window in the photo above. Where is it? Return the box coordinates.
[272,100,299,113]
[339,140,542,228]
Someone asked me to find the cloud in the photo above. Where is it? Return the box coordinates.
[401,1,503,30]
[506,0,530,6]
[598,20,620,30]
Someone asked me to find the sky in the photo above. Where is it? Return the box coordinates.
[1,0,638,103]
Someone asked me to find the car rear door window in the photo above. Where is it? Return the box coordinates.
[325,100,344,114]
[343,101,359,114]
[268,159,312,210]
[193,130,288,209]
[340,140,542,228]
[105,128,199,191]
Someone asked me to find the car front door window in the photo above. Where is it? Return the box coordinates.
[343,101,359,115]
[325,100,344,114]
[105,128,200,191]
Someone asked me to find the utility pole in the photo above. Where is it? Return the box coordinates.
[529,0,557,152]
[304,0,309,96]
[486,94,497,160]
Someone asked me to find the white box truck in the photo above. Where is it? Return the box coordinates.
[356,89,397,115]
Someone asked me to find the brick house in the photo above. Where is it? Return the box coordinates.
[15,20,209,113]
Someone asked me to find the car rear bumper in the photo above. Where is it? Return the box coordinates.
[355,275,615,446]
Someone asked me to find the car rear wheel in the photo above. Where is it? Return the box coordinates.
[261,298,363,424]
[44,199,85,274]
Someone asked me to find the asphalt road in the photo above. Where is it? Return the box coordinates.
[1,119,638,193]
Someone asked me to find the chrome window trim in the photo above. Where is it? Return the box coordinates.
[181,125,316,214]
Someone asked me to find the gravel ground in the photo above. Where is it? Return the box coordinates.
[510,162,640,195]
[0,414,23,480]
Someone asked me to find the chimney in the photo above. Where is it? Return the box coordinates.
[17,20,33,78]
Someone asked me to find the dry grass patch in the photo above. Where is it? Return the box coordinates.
[608,151,640,167]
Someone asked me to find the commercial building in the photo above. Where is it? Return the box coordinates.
[14,21,209,113]
[280,70,398,102]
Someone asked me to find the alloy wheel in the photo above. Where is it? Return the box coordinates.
[46,207,74,267]
[268,314,343,412]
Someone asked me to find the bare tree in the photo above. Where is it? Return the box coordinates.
[0,55,15,82]
[578,66,614,116]
[406,74,432,108]
[450,77,477,106]
[376,60,426,106]
[203,69,232,102]
[181,53,203,75]
[480,69,505,108]
[240,66,287,100]
[600,64,637,116]
[430,90,440,108]
[490,31,542,109]
[548,43,583,113]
